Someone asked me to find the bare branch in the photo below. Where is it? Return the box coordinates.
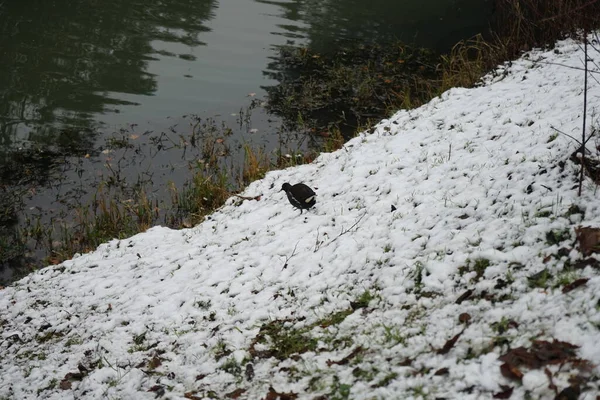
[314,213,367,253]
[580,34,589,196]
[282,241,299,270]
[550,126,582,146]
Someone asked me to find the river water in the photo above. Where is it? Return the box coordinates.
[0,0,493,282]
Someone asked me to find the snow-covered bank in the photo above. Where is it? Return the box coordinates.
[2,36,600,399]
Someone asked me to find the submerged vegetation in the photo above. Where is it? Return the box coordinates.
[2,0,600,284]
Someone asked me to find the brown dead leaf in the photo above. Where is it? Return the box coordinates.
[63,372,84,381]
[148,355,162,370]
[544,367,558,394]
[226,388,246,399]
[434,367,449,376]
[531,340,578,364]
[575,226,600,256]
[184,392,203,400]
[458,313,471,324]
[326,346,364,366]
[265,386,298,400]
[147,385,164,396]
[555,385,580,400]
[59,379,72,390]
[562,278,589,293]
[499,340,580,383]
[456,289,473,304]
[398,357,413,366]
[59,370,86,390]
[499,346,541,369]
[437,329,464,355]
[573,257,600,270]
[500,362,524,381]
[129,134,140,140]
[493,385,513,399]
[507,320,519,330]
[245,363,255,381]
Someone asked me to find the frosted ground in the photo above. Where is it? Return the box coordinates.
[2,36,600,399]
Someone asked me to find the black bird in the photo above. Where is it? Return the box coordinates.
[281,182,316,213]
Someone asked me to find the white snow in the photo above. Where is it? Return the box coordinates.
[2,36,600,399]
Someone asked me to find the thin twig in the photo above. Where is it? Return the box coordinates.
[314,227,322,252]
[580,33,589,197]
[533,61,600,74]
[315,213,367,252]
[282,241,299,270]
[233,194,262,201]
[550,126,582,146]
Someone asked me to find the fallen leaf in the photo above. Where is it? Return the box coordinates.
[499,347,540,369]
[500,362,524,381]
[507,320,519,330]
[531,340,578,364]
[555,385,580,400]
[245,363,254,381]
[265,386,298,400]
[326,346,363,366]
[148,355,162,370]
[575,226,600,256]
[458,313,471,324]
[184,393,202,400]
[226,388,246,399]
[455,289,473,304]
[437,330,464,355]
[59,380,72,390]
[573,257,600,269]
[544,368,558,393]
[493,385,513,398]
[147,385,165,397]
[562,278,589,293]
[434,367,449,376]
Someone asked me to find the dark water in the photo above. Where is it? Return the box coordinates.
[0,0,493,283]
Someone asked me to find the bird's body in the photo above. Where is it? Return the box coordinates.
[281,182,316,213]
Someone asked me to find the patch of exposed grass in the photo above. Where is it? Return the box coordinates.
[372,372,399,388]
[545,228,571,246]
[317,309,354,329]
[472,258,491,279]
[528,268,552,289]
[249,319,319,360]
[220,356,242,376]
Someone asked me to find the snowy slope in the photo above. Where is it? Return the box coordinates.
[2,37,600,400]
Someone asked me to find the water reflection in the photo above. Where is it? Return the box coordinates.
[0,0,217,148]
[256,0,493,52]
